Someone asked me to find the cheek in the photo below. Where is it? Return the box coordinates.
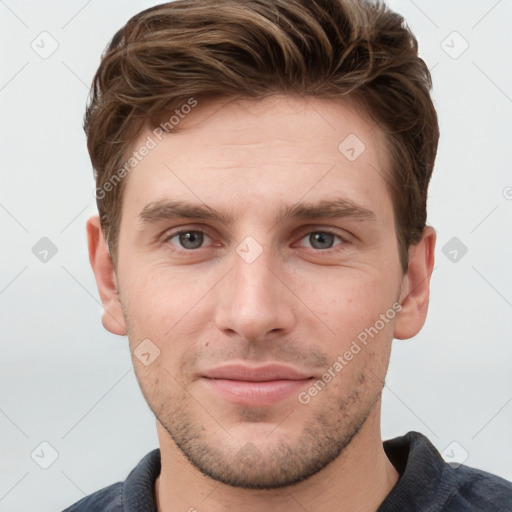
[120,264,221,363]
[131,356,180,418]
[121,262,198,318]
[302,269,396,327]
[301,271,398,377]
[120,254,399,351]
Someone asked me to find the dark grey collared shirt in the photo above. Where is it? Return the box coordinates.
[62,431,512,511]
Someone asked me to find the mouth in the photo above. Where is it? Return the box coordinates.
[200,363,315,406]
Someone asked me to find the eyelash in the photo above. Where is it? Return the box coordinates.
[162,227,350,256]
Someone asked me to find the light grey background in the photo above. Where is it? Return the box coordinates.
[1,1,511,511]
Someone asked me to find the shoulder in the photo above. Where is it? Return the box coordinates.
[61,449,161,512]
[445,463,512,510]
[381,431,512,511]
[61,482,123,511]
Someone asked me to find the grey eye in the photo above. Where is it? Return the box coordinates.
[178,231,204,249]
[308,232,336,250]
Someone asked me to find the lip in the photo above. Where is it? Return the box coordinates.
[200,364,314,406]
[202,363,312,381]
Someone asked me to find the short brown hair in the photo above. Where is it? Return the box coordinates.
[85,0,439,272]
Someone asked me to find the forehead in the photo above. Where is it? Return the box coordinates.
[121,95,394,222]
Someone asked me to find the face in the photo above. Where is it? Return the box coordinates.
[99,95,416,488]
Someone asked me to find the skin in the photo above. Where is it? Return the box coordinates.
[87,95,436,512]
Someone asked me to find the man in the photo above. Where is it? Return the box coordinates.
[64,0,512,510]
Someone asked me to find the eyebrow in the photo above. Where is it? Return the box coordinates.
[138,197,377,228]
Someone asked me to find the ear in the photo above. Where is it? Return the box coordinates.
[394,226,436,340]
[86,215,127,336]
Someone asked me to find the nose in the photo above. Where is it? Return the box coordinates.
[214,242,296,343]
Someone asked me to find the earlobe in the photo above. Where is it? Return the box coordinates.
[394,226,436,340]
[86,215,127,336]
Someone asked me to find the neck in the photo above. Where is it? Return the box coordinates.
[154,400,399,512]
